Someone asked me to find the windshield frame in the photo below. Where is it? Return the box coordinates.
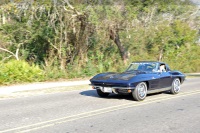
[125,62,159,72]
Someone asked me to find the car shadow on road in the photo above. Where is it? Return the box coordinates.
[80,90,136,101]
[80,89,168,101]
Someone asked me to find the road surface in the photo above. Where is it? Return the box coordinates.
[0,78,199,133]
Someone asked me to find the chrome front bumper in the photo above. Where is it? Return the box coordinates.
[89,84,135,94]
[89,84,135,89]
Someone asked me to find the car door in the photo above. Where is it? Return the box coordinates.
[159,71,172,88]
[147,72,161,90]
[147,63,160,90]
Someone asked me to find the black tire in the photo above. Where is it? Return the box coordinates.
[96,89,109,97]
[132,82,147,101]
[170,78,181,94]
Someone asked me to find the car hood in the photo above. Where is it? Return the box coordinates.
[92,71,145,81]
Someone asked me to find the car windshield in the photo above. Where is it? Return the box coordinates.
[126,62,157,72]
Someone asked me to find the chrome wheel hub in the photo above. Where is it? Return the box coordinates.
[174,79,180,92]
[138,84,147,99]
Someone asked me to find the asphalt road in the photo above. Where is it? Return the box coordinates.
[0,78,200,133]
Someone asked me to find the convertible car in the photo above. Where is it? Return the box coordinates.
[90,61,185,101]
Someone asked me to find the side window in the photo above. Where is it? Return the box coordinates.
[145,64,156,71]
[165,65,171,71]
[152,63,159,72]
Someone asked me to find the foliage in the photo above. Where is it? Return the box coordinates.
[0,0,199,85]
[0,60,44,85]
[165,45,200,72]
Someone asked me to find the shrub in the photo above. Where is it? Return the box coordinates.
[0,60,44,85]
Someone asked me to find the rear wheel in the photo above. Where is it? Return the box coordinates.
[96,89,109,97]
[132,82,147,101]
[170,78,181,94]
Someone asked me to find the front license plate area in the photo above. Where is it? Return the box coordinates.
[103,87,112,93]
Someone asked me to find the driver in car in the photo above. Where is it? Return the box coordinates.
[159,64,166,72]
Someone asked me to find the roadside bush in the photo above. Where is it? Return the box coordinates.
[43,65,68,80]
[0,60,44,85]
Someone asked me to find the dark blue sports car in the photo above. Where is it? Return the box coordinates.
[90,61,186,101]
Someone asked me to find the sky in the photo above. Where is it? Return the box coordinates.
[190,0,200,6]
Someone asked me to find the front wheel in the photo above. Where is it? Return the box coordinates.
[96,89,109,97]
[132,82,147,101]
[170,78,181,94]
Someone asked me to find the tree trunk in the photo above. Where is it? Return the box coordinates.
[110,29,128,64]
[158,48,163,61]
[2,11,6,24]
